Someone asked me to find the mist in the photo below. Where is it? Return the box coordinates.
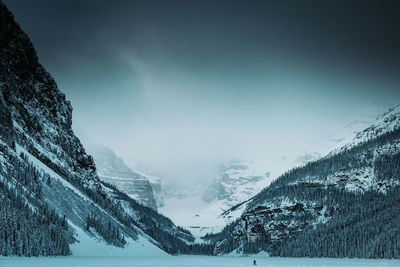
[5,0,400,184]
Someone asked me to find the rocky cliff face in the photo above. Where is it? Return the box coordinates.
[87,144,157,210]
[148,177,164,208]
[0,1,98,190]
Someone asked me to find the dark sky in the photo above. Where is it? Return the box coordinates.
[4,0,400,181]
[5,0,400,73]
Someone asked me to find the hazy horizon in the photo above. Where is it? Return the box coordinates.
[5,0,400,184]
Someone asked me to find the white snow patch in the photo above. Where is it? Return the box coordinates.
[314,205,328,228]
[69,222,167,257]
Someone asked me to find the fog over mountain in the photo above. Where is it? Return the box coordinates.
[2,0,400,263]
[5,0,400,186]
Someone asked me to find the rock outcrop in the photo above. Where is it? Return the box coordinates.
[87,144,157,210]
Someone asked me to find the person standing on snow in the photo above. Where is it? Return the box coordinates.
[253,259,257,265]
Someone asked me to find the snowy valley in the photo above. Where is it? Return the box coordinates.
[1,0,400,265]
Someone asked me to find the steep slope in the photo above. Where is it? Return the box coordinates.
[206,106,400,259]
[87,144,157,210]
[332,104,400,154]
[146,174,164,208]
[0,1,203,256]
[351,104,400,145]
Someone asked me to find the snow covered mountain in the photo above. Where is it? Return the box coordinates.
[0,1,206,256]
[340,104,400,151]
[2,0,398,259]
[86,144,157,210]
[160,159,284,237]
[202,159,272,205]
[206,105,400,258]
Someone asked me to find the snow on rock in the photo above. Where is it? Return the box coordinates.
[353,104,400,143]
[86,144,157,210]
[333,104,400,154]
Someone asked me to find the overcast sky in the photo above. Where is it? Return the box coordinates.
[5,0,400,182]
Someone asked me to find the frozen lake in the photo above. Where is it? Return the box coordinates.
[1,256,399,267]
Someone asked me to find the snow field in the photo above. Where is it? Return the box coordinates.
[1,256,400,267]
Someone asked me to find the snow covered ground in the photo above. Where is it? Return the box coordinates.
[69,222,167,257]
[160,196,238,237]
[1,256,399,267]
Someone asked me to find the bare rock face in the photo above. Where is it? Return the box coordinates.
[0,0,98,188]
[87,144,157,210]
[146,175,164,208]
